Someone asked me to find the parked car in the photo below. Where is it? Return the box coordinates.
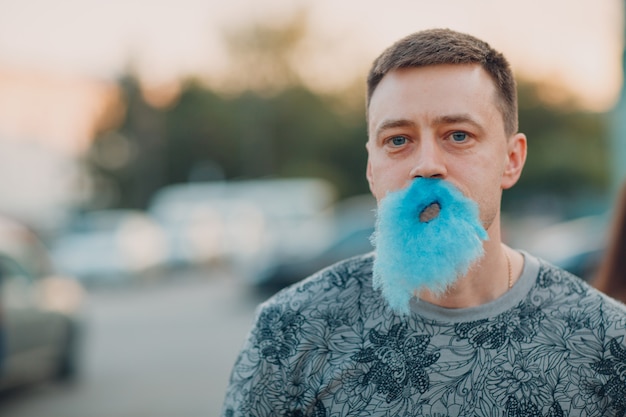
[50,209,168,286]
[0,216,86,390]
[251,225,375,294]
[523,214,608,282]
[148,184,266,267]
[249,193,377,294]
[149,178,337,270]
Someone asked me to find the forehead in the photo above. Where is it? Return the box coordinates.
[368,64,504,133]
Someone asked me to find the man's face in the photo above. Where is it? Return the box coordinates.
[366,64,524,232]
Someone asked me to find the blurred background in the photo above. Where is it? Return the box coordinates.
[0,0,625,416]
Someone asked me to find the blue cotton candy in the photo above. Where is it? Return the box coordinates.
[371,178,488,315]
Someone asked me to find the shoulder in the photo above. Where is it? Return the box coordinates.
[532,257,626,324]
[222,253,385,415]
[262,252,375,307]
[246,252,384,345]
[534,258,589,289]
[234,252,380,372]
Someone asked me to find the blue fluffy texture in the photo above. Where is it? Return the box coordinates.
[371,178,488,315]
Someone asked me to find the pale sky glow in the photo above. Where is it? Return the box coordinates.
[0,0,623,228]
[0,0,623,110]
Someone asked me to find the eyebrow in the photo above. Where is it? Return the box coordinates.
[373,113,485,138]
[373,119,416,138]
[433,114,484,132]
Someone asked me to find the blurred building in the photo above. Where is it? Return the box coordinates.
[0,69,118,231]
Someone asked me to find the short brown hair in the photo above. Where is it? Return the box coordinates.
[367,28,518,135]
[593,180,626,301]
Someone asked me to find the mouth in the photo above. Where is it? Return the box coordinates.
[419,201,441,223]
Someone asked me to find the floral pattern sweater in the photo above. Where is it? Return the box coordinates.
[221,252,626,417]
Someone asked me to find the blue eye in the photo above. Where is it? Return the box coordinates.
[389,136,407,146]
[451,132,467,142]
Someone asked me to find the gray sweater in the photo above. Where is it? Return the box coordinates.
[222,252,626,417]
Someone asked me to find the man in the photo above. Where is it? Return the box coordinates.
[222,28,626,416]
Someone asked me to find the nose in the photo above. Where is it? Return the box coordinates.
[408,137,447,179]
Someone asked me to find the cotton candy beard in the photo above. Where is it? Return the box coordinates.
[371,178,488,315]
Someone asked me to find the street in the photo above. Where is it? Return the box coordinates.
[0,266,263,417]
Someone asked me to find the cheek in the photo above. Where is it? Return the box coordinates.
[369,174,392,202]
[450,167,501,221]
[368,160,409,199]
[469,176,504,228]
[479,196,501,231]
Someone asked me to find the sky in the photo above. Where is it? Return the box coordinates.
[0,0,624,229]
[0,0,623,111]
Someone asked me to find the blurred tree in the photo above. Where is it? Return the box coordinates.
[162,81,234,183]
[220,9,308,94]
[85,9,609,216]
[88,73,167,209]
[504,80,610,217]
[197,8,369,195]
[162,81,369,197]
[88,76,609,214]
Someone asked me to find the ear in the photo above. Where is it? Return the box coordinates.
[366,158,375,193]
[501,133,527,190]
[365,140,376,192]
